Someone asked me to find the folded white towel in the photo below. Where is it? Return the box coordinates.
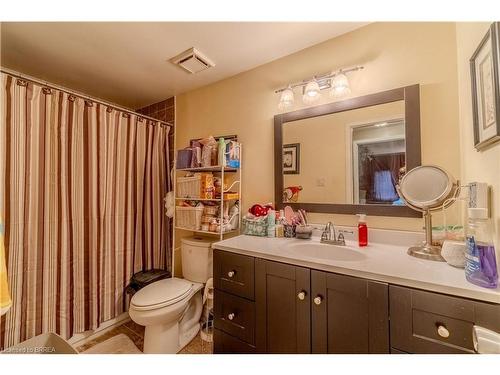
[164,191,174,218]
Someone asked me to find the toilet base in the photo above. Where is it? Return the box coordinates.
[179,322,200,351]
[142,320,201,354]
[138,286,204,354]
[143,321,179,354]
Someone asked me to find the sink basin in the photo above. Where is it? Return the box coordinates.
[286,242,367,262]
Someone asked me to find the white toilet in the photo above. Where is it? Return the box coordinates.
[129,237,213,354]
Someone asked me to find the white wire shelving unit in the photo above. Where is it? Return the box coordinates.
[173,146,242,241]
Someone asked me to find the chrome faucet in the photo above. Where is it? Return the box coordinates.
[321,222,353,246]
[321,222,335,242]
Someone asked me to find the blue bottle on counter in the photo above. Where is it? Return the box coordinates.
[465,208,498,289]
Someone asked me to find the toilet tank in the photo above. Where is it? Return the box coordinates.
[181,236,213,283]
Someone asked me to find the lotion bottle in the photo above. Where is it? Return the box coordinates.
[357,214,368,247]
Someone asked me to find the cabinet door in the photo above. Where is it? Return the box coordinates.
[311,270,389,353]
[255,259,311,353]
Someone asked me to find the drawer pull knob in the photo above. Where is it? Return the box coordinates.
[297,291,307,300]
[227,270,235,278]
[313,296,323,305]
[437,324,450,338]
[227,313,235,321]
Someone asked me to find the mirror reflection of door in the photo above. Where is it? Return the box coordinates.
[351,119,405,205]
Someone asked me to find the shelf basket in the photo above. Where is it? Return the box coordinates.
[175,206,204,230]
[176,175,202,199]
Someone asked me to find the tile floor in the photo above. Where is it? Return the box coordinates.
[76,320,213,354]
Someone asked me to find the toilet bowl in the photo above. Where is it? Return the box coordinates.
[129,278,204,353]
[129,236,213,354]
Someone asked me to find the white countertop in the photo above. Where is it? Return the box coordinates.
[213,233,500,304]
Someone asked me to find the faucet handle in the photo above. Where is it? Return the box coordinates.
[338,229,354,235]
[337,232,345,242]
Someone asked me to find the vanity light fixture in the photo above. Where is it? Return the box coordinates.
[330,72,351,98]
[276,65,363,110]
[278,85,295,110]
[302,79,321,104]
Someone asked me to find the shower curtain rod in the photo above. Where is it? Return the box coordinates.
[1,67,173,129]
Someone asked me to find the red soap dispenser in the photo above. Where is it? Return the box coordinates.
[357,214,368,247]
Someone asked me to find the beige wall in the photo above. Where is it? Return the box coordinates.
[176,22,461,237]
[456,22,500,263]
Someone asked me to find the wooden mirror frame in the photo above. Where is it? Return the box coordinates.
[274,84,421,218]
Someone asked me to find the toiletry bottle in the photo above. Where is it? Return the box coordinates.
[267,210,276,238]
[465,208,498,288]
[357,214,368,247]
[218,137,226,167]
[275,223,284,238]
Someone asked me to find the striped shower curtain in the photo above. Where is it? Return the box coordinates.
[0,73,172,349]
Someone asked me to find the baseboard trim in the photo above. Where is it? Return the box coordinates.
[68,312,131,347]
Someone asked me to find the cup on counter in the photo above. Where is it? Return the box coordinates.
[295,225,313,239]
[283,224,296,238]
[441,240,466,268]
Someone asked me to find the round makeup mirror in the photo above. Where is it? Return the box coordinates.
[397,165,460,261]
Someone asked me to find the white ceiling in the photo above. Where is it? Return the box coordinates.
[1,22,367,108]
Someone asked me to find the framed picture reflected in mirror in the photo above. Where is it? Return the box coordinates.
[283,143,300,174]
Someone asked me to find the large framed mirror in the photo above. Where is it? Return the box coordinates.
[274,84,421,217]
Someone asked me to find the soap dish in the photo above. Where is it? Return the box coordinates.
[295,225,313,239]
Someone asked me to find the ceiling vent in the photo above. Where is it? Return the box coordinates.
[170,47,215,74]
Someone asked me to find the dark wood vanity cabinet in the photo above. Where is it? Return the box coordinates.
[255,259,311,353]
[213,249,389,354]
[213,249,500,354]
[213,250,257,353]
[311,271,389,353]
[389,285,500,354]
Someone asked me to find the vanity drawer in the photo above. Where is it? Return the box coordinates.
[214,250,255,300]
[214,329,257,354]
[390,285,500,354]
[412,309,473,350]
[214,289,255,345]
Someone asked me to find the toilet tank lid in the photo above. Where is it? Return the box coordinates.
[131,278,192,309]
[181,236,214,248]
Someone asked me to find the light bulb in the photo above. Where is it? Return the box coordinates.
[330,72,351,98]
[278,86,294,110]
[303,80,321,104]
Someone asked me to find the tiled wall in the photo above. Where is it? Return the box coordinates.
[137,97,175,259]
[137,96,175,173]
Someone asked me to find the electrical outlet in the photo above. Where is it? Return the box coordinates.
[468,182,489,211]
[316,178,326,187]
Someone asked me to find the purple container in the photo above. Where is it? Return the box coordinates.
[465,240,498,289]
[465,214,498,289]
[176,148,193,169]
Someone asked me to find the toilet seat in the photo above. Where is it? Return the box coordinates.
[130,278,193,311]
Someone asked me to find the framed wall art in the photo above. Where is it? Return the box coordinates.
[470,22,500,151]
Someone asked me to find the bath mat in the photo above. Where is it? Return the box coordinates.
[82,334,142,354]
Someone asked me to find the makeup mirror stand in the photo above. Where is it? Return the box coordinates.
[397,165,461,262]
